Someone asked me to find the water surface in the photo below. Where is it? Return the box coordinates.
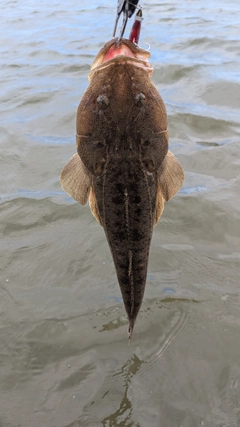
[1,1,240,426]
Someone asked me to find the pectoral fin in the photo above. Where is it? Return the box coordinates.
[60,153,91,205]
[154,187,165,226]
[158,151,184,202]
[89,187,103,226]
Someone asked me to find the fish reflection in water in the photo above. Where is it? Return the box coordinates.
[60,38,184,339]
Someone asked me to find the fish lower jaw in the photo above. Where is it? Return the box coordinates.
[91,56,153,77]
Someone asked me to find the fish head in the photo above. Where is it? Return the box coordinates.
[89,38,153,79]
[80,38,159,141]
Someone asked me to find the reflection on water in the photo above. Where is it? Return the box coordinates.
[1,0,240,426]
[101,354,144,426]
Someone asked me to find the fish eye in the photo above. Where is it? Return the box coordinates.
[97,94,109,106]
[135,92,146,104]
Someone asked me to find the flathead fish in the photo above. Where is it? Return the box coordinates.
[60,38,184,339]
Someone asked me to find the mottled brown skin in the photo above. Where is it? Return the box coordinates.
[60,38,184,339]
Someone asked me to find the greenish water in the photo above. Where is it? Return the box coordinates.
[1,1,240,426]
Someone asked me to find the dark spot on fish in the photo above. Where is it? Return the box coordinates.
[116,231,126,241]
[114,221,122,228]
[112,196,123,204]
[134,208,142,217]
[142,140,151,147]
[132,195,141,204]
[115,183,125,193]
[132,229,144,241]
[116,250,127,259]
[92,141,105,149]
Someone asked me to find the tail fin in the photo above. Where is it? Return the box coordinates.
[128,320,135,343]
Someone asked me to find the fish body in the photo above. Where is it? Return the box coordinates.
[60,39,184,338]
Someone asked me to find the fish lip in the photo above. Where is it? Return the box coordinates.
[90,38,153,77]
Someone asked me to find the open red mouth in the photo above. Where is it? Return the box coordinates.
[102,44,140,62]
[90,38,153,77]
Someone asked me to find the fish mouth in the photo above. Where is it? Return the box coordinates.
[90,38,153,77]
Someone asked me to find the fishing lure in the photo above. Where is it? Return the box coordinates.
[113,0,140,39]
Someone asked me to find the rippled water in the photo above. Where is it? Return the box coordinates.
[1,1,240,426]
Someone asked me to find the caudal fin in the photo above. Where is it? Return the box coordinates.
[128,320,135,343]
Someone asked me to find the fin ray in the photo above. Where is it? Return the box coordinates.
[158,151,184,201]
[60,153,91,205]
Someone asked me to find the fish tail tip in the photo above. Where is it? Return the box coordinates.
[128,323,134,343]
